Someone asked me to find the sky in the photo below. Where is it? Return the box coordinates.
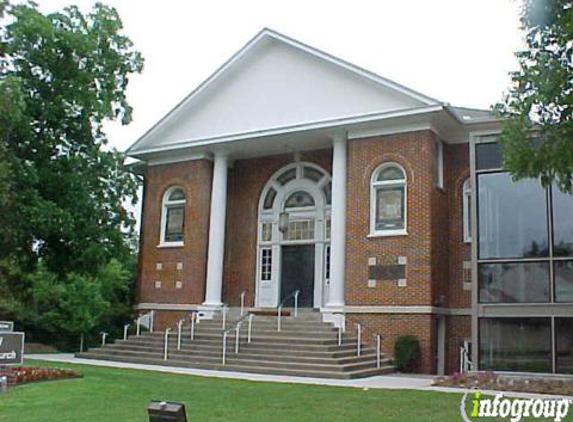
[34,0,526,154]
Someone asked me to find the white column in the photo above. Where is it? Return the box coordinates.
[203,152,229,308]
[327,134,347,309]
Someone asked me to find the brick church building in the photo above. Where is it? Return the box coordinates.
[127,29,573,375]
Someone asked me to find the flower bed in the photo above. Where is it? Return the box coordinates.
[434,372,573,396]
[0,366,81,386]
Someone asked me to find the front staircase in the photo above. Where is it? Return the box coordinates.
[77,310,394,379]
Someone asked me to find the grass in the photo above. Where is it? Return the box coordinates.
[0,360,571,422]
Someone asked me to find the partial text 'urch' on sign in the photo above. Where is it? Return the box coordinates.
[0,332,25,365]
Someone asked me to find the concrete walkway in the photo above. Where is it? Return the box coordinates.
[25,354,573,400]
[26,353,434,390]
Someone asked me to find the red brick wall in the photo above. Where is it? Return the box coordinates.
[223,150,332,306]
[445,315,471,374]
[136,160,213,307]
[347,313,437,374]
[345,130,435,306]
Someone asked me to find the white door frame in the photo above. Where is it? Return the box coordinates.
[255,162,331,308]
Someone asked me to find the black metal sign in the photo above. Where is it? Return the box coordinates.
[0,332,24,365]
[0,321,14,332]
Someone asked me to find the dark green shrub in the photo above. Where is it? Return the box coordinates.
[394,335,421,372]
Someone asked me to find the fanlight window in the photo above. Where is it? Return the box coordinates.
[161,187,186,244]
[285,191,315,208]
[371,163,407,234]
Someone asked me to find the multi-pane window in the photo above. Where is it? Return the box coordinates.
[260,248,272,281]
[479,318,552,373]
[325,218,331,240]
[462,178,472,243]
[284,220,315,241]
[475,139,573,374]
[161,187,186,244]
[371,163,407,235]
[260,223,272,242]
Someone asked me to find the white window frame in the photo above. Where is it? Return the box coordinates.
[158,186,186,248]
[369,162,407,237]
[462,178,472,243]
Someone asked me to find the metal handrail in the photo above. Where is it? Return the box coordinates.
[221,303,229,330]
[355,323,362,357]
[277,290,300,331]
[375,334,382,369]
[176,319,185,350]
[221,312,254,364]
[239,290,248,316]
[163,328,171,360]
[189,311,197,341]
[100,332,108,346]
[123,323,130,341]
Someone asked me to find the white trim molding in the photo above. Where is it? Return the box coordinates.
[135,303,200,311]
[342,305,472,316]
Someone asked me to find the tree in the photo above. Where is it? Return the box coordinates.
[496,0,573,191]
[0,1,143,345]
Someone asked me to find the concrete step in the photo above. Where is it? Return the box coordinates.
[79,350,391,374]
[78,314,394,379]
[77,352,394,379]
[132,332,361,346]
[107,341,374,358]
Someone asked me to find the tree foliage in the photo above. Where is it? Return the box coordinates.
[0,1,143,346]
[496,0,573,191]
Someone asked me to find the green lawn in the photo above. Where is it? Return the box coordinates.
[0,361,571,422]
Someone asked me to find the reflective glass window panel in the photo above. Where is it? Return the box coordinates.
[284,220,315,241]
[476,142,503,170]
[376,166,405,182]
[260,223,272,242]
[478,172,548,259]
[165,206,184,242]
[555,261,573,303]
[375,186,405,230]
[168,188,185,201]
[303,166,323,183]
[552,186,573,257]
[276,168,297,185]
[263,188,276,210]
[478,262,550,303]
[556,318,573,374]
[285,191,315,208]
[479,317,552,373]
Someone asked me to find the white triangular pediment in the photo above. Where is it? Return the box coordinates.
[129,29,439,155]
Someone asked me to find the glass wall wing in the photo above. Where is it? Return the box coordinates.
[552,185,573,257]
[477,173,549,259]
[479,317,552,373]
[478,262,550,303]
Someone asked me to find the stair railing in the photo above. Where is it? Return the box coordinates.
[375,334,382,368]
[123,323,130,340]
[239,290,248,316]
[277,290,300,332]
[163,328,171,360]
[247,314,254,344]
[338,325,343,346]
[221,312,254,364]
[189,311,197,341]
[355,323,362,357]
[176,319,185,350]
[221,304,229,330]
[100,332,108,346]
